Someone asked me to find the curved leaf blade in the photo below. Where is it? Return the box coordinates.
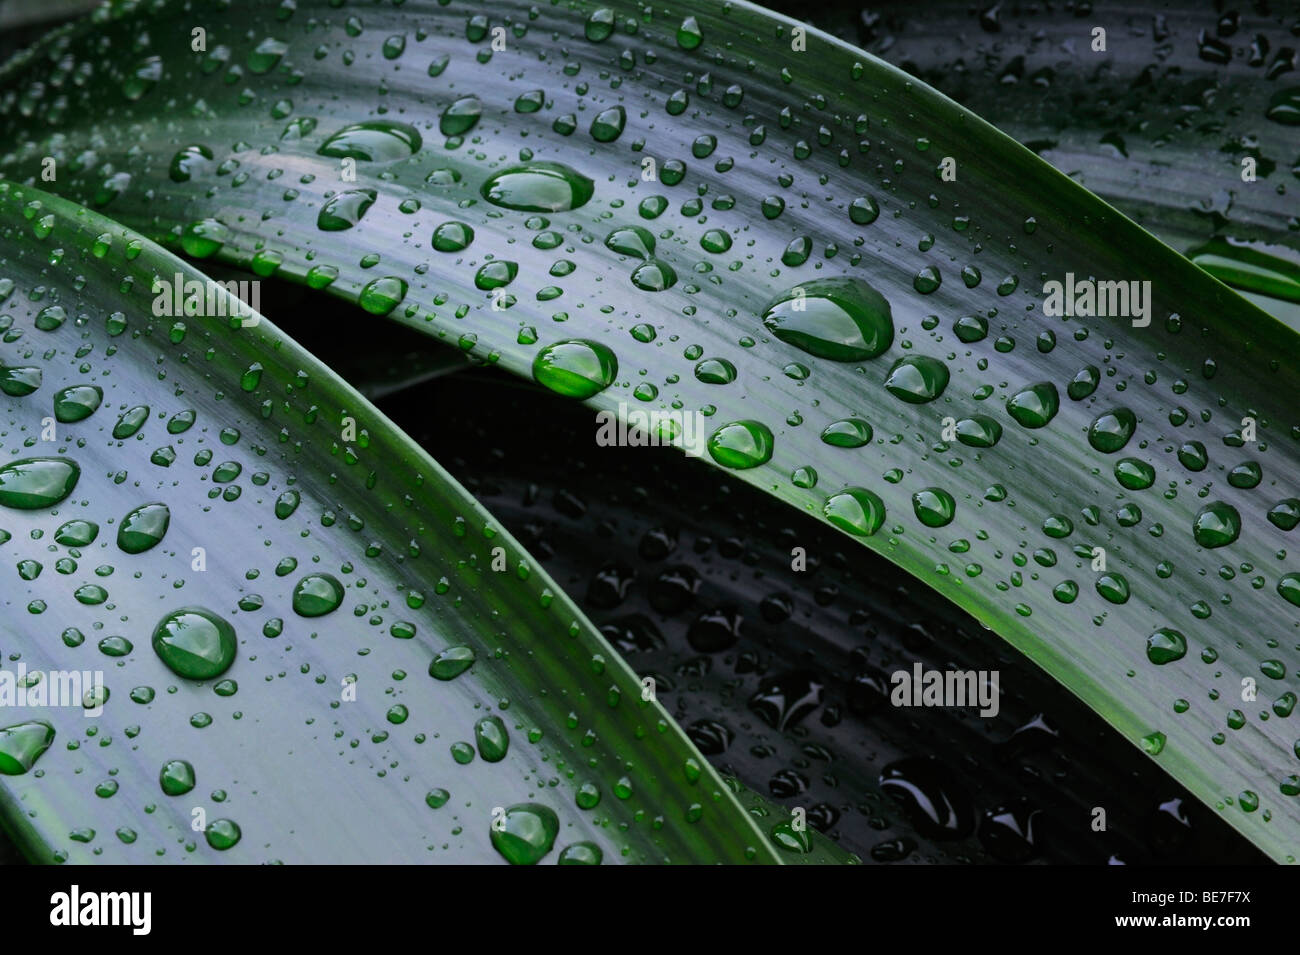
[2,0,1299,860]
[0,181,776,863]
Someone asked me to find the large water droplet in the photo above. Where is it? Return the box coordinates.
[1146,628,1188,665]
[605,226,656,260]
[490,803,559,864]
[0,458,80,510]
[880,758,975,840]
[160,759,196,796]
[884,356,949,403]
[358,276,407,316]
[292,573,344,617]
[317,121,422,160]
[1006,382,1060,428]
[590,105,626,142]
[440,96,483,136]
[532,340,618,398]
[117,502,170,554]
[481,162,594,212]
[429,645,476,680]
[912,487,956,527]
[823,487,886,536]
[152,608,237,680]
[1087,407,1137,453]
[707,420,774,469]
[0,721,55,775]
[475,715,509,761]
[317,189,377,231]
[53,384,103,423]
[761,278,894,362]
[1192,501,1241,548]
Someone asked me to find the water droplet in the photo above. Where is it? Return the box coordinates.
[490,803,559,864]
[440,96,483,136]
[676,16,703,50]
[152,608,237,680]
[475,715,509,761]
[117,502,170,554]
[358,276,407,315]
[558,841,603,864]
[1265,87,1300,125]
[913,266,942,294]
[879,758,975,839]
[317,121,422,160]
[1006,382,1060,428]
[429,645,476,680]
[694,358,737,384]
[205,818,241,850]
[53,384,103,423]
[113,404,149,439]
[884,356,949,403]
[849,196,879,225]
[317,189,377,231]
[605,226,655,260]
[0,366,41,397]
[761,278,894,362]
[0,458,80,510]
[823,487,886,536]
[532,340,618,398]
[707,420,774,469]
[1115,458,1155,490]
[1192,501,1241,548]
[912,487,956,527]
[292,573,344,617]
[1277,573,1300,606]
[954,416,1002,448]
[820,418,873,448]
[0,721,55,774]
[160,759,196,796]
[432,221,475,252]
[1146,628,1188,665]
[1096,573,1130,604]
[480,161,594,212]
[1087,407,1137,453]
[629,260,677,291]
[590,105,626,142]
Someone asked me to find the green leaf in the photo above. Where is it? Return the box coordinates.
[3,0,1299,861]
[794,0,1300,262]
[0,182,776,863]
